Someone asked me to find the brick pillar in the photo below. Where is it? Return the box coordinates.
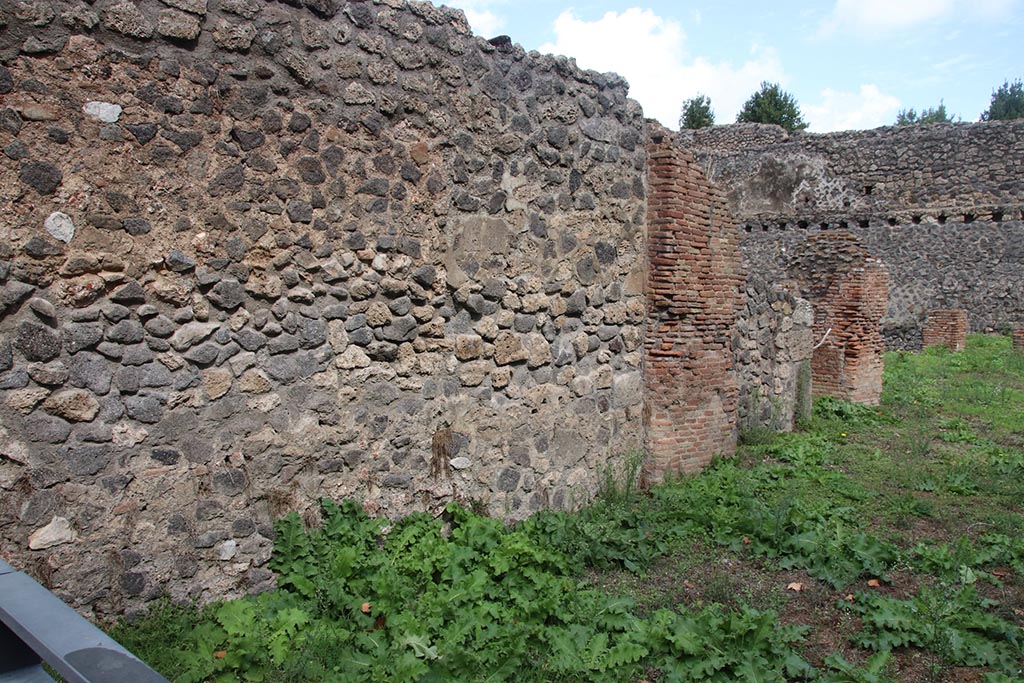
[1013,328,1024,353]
[791,233,889,406]
[922,310,968,351]
[644,127,745,482]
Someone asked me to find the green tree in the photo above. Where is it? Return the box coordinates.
[895,100,956,125]
[679,94,715,129]
[981,79,1024,121]
[735,81,808,131]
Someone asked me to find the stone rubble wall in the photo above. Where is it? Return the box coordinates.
[732,273,813,433]
[0,0,648,616]
[683,122,1024,343]
[740,221,1024,348]
[643,127,744,480]
[683,121,1024,220]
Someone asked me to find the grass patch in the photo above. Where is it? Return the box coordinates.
[110,335,1024,682]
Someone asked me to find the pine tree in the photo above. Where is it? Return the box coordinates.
[679,95,715,129]
[981,79,1024,121]
[895,100,955,125]
[736,82,807,131]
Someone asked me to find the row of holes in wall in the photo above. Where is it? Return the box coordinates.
[743,207,1024,233]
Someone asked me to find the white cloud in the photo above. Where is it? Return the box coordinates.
[803,85,902,132]
[445,0,506,37]
[463,8,504,37]
[818,0,1018,35]
[538,9,786,130]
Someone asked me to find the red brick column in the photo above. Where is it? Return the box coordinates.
[922,310,968,351]
[790,233,889,406]
[644,127,745,482]
[1013,328,1024,353]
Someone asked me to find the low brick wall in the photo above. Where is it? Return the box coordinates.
[1013,328,1024,353]
[922,310,968,351]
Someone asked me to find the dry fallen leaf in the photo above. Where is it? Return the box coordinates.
[992,568,1011,578]
[361,602,372,613]
[215,651,227,659]
[683,580,695,590]
[741,536,751,545]
[844,594,856,603]
[867,579,881,587]
[786,582,804,592]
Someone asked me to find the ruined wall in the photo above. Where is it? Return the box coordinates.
[684,122,1024,341]
[644,127,744,480]
[741,221,1024,348]
[922,309,967,352]
[0,0,648,615]
[783,233,888,405]
[732,273,813,433]
[684,121,1024,220]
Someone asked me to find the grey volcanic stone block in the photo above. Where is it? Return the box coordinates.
[19,160,62,194]
[209,279,246,309]
[63,444,111,476]
[16,321,62,361]
[25,414,72,444]
[125,396,164,424]
[107,320,145,344]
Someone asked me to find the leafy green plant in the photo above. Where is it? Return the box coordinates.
[819,651,896,683]
[846,584,1024,673]
[642,604,814,682]
[108,598,212,676]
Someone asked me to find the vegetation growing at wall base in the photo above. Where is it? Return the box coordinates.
[113,335,1024,682]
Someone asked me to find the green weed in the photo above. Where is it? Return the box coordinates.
[111,335,1024,683]
[845,583,1024,674]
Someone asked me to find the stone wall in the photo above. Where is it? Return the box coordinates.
[684,122,1024,342]
[0,0,648,616]
[732,273,813,433]
[644,126,744,481]
[684,121,1024,221]
[740,221,1024,347]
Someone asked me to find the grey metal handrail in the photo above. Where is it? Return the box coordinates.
[0,559,169,683]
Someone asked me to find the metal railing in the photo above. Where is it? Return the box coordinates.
[0,559,169,683]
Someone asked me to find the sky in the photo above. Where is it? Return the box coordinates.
[442,0,1024,132]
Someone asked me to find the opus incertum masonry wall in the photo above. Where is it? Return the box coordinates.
[6,0,1013,619]
[0,0,657,615]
